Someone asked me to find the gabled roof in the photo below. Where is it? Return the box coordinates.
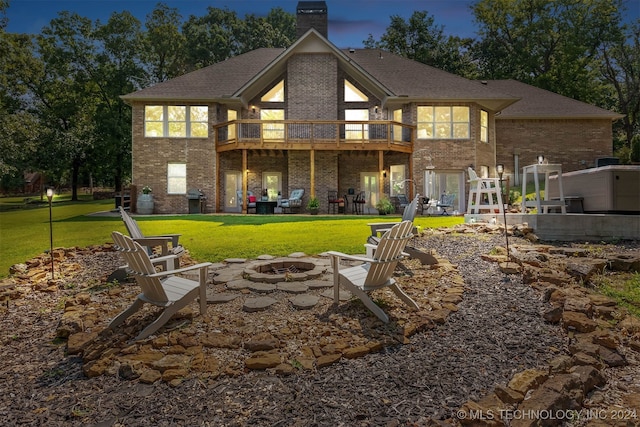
[484,80,624,120]
[345,49,518,111]
[121,48,283,103]
[122,30,616,119]
[231,28,395,108]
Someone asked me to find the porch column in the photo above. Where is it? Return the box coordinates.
[378,151,384,198]
[310,150,315,198]
[215,152,221,212]
[408,153,414,199]
[242,149,248,214]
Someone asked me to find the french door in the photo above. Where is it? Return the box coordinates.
[360,172,379,214]
[224,171,242,212]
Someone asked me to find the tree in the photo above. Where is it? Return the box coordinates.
[471,0,624,104]
[92,11,145,191]
[182,7,242,71]
[0,23,46,191]
[0,0,7,29]
[364,10,477,77]
[238,8,296,53]
[141,3,186,83]
[34,12,105,200]
[599,19,640,156]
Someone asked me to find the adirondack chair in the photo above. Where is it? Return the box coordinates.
[367,194,420,238]
[109,232,212,341]
[365,195,437,265]
[110,230,181,281]
[118,206,184,269]
[328,220,419,323]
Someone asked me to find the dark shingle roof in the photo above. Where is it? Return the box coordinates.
[485,80,623,119]
[345,49,511,101]
[121,48,283,101]
[121,35,619,120]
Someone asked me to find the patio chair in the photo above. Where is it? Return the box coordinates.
[110,230,183,282]
[237,190,257,213]
[395,194,410,213]
[366,195,437,266]
[420,196,432,214]
[280,189,304,213]
[328,220,419,323]
[327,190,343,214]
[118,206,184,269]
[109,232,212,341]
[436,193,455,215]
[354,190,366,214]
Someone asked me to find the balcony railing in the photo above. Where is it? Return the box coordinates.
[213,120,415,152]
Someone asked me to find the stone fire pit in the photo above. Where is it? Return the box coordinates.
[243,258,327,283]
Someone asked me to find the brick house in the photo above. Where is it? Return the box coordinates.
[121,2,621,214]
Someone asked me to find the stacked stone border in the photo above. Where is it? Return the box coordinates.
[2,224,639,426]
[448,223,640,427]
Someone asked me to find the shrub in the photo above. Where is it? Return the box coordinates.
[375,197,395,214]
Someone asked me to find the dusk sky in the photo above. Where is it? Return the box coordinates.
[5,0,479,48]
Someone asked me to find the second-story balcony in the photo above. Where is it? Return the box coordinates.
[214,120,415,153]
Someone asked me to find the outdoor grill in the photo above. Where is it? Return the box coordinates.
[187,189,206,214]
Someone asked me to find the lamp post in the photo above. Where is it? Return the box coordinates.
[496,165,510,259]
[46,187,54,280]
[398,179,417,198]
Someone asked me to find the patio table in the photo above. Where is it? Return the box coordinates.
[521,163,566,214]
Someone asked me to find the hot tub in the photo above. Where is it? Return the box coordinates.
[547,165,640,214]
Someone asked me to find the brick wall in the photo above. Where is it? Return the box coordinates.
[131,102,217,214]
[287,151,311,210]
[288,54,337,120]
[496,119,614,179]
[130,60,615,215]
[313,151,338,213]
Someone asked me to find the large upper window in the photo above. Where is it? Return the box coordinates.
[480,110,488,143]
[393,109,403,142]
[228,109,238,140]
[417,106,469,139]
[480,110,489,142]
[261,80,285,102]
[261,109,284,140]
[144,105,208,138]
[345,109,368,140]
[167,163,186,194]
[344,80,368,102]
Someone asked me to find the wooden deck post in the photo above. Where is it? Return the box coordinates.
[242,149,248,214]
[310,150,316,198]
[378,151,384,199]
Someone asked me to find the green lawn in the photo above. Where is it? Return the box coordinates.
[0,197,462,279]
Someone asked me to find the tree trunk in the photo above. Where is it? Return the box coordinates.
[71,158,80,201]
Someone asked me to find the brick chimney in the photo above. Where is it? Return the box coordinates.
[296,1,328,39]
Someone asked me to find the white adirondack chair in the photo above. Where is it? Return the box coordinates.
[119,206,184,269]
[367,194,420,238]
[328,220,419,323]
[109,232,212,341]
[366,195,437,265]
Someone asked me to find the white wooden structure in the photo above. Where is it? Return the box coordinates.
[110,232,211,341]
[328,220,418,323]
